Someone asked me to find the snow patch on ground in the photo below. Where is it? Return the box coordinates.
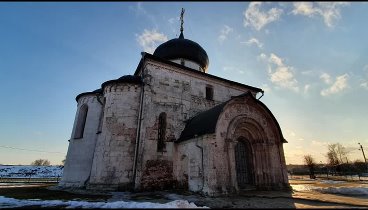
[292,179,368,196]
[320,180,345,184]
[0,196,208,208]
[314,187,368,196]
[0,165,63,178]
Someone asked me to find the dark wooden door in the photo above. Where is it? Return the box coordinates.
[235,140,251,188]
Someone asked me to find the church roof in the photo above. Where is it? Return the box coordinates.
[101,75,142,89]
[134,53,262,93]
[75,88,102,102]
[176,91,287,143]
[153,32,209,71]
[76,75,142,102]
[178,100,227,142]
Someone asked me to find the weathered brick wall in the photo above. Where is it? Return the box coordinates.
[140,159,176,191]
[60,95,102,187]
[88,83,141,189]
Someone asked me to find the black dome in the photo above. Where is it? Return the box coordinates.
[153,33,209,71]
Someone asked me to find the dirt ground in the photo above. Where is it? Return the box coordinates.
[0,179,367,209]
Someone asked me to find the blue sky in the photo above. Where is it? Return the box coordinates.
[0,2,367,165]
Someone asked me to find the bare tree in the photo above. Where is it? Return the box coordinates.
[31,159,50,166]
[327,143,350,165]
[326,143,355,176]
[304,154,316,179]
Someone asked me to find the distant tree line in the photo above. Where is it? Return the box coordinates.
[30,156,66,166]
[31,159,50,166]
[292,143,367,180]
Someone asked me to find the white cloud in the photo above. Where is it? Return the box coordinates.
[320,73,349,96]
[361,81,368,89]
[222,66,233,72]
[292,2,350,28]
[261,84,271,93]
[222,66,245,75]
[130,2,156,26]
[269,53,284,66]
[257,53,267,61]
[242,37,263,48]
[311,140,328,147]
[243,2,283,31]
[292,2,317,17]
[168,17,177,24]
[218,25,233,43]
[320,72,332,84]
[288,130,296,137]
[136,29,168,54]
[267,53,299,92]
[360,65,368,89]
[304,84,311,94]
[363,64,368,73]
[301,70,314,76]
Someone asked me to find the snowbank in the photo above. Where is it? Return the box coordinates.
[292,179,368,196]
[320,180,345,184]
[0,196,208,208]
[315,187,368,196]
[0,165,63,178]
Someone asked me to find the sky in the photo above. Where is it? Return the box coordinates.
[0,2,367,165]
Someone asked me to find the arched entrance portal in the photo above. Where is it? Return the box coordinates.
[234,138,254,189]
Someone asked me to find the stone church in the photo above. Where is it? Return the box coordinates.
[60,10,289,196]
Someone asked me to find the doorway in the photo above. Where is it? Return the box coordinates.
[234,138,253,188]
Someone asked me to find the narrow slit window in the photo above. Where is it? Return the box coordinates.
[157,112,167,152]
[97,97,106,134]
[74,104,88,139]
[206,85,214,100]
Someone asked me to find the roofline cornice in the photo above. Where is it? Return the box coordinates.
[134,53,263,93]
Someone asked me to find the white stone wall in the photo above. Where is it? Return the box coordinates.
[88,83,141,189]
[141,59,257,139]
[173,134,215,195]
[60,55,286,196]
[60,94,102,187]
[213,95,289,191]
[134,59,258,190]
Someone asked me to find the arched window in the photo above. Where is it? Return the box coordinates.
[74,104,88,139]
[157,112,167,152]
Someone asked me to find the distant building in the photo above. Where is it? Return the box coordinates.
[60,10,289,196]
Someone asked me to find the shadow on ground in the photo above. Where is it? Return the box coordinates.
[0,183,367,208]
